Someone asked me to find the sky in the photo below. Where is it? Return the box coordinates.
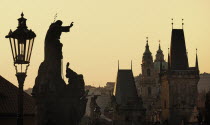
[0,0,210,89]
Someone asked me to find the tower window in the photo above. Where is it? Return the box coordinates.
[147,69,151,76]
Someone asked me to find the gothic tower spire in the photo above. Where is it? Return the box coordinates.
[141,37,154,78]
[145,37,150,53]
[195,49,199,70]
[118,60,119,70]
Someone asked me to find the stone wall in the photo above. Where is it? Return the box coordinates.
[160,71,199,125]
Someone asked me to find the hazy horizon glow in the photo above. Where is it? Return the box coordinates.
[0,0,210,89]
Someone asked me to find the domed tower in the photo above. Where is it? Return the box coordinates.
[141,37,154,79]
[155,41,164,62]
[154,41,168,74]
[140,38,156,121]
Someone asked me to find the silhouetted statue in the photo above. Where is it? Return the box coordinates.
[66,62,77,84]
[32,20,88,125]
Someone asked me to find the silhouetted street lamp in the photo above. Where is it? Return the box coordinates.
[5,13,36,125]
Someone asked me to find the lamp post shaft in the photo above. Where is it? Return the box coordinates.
[16,73,27,125]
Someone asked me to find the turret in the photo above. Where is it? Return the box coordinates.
[141,37,154,78]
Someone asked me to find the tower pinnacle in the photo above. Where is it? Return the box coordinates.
[118,60,119,70]
[182,19,184,29]
[145,37,149,52]
[171,18,173,29]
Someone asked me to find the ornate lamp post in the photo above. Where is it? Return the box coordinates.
[5,13,36,125]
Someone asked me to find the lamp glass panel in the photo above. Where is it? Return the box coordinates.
[27,38,34,62]
[9,38,15,61]
[25,39,29,62]
[13,38,19,63]
[26,39,31,62]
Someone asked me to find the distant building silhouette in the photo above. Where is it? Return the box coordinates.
[85,83,114,117]
[112,67,145,125]
[0,75,35,125]
[196,73,210,120]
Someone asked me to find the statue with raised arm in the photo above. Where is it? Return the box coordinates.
[45,20,73,61]
[33,20,74,95]
[32,19,88,125]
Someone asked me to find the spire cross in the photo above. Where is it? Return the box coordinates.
[182,19,184,29]
[53,13,58,23]
[146,37,148,43]
[171,18,173,29]
[158,40,161,49]
[118,60,119,70]
[196,48,198,54]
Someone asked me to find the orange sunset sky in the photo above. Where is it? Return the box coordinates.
[0,0,210,89]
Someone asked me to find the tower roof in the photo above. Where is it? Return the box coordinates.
[0,75,35,115]
[170,29,189,70]
[142,37,153,63]
[143,38,152,55]
[113,69,138,105]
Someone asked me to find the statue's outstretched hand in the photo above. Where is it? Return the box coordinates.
[66,62,70,68]
[70,22,74,27]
